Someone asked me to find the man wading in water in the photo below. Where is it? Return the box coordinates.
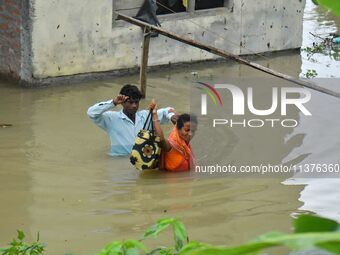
[87,84,177,156]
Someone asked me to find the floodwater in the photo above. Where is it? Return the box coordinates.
[0,1,339,254]
[284,0,340,221]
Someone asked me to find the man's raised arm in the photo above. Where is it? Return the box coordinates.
[87,95,128,130]
[87,99,115,130]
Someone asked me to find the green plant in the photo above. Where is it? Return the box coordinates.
[98,215,340,255]
[302,42,340,62]
[97,218,188,255]
[3,215,340,255]
[301,32,340,63]
[302,44,326,57]
[0,231,46,255]
[304,69,318,78]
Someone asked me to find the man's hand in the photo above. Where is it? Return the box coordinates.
[113,95,129,105]
[169,108,179,125]
[170,114,179,125]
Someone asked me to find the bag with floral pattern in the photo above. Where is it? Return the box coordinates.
[130,111,161,170]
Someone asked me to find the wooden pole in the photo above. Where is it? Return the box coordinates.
[188,0,195,13]
[140,27,151,98]
[115,11,340,99]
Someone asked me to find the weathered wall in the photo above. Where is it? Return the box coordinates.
[238,0,305,54]
[30,0,237,78]
[2,0,305,83]
[0,0,23,80]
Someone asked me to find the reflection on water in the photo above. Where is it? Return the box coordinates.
[283,0,340,222]
[0,0,339,254]
[283,78,340,219]
[301,0,340,78]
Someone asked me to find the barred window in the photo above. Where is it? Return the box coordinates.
[113,0,232,24]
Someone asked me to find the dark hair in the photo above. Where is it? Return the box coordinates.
[176,114,198,129]
[120,84,143,100]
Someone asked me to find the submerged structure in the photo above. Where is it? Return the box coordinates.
[0,0,306,86]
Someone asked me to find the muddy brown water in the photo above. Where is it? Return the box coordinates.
[0,1,340,254]
[0,65,304,254]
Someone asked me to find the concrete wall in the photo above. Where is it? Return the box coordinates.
[1,0,306,84]
[238,0,306,54]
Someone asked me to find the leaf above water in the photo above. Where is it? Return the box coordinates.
[317,0,340,16]
[294,214,339,233]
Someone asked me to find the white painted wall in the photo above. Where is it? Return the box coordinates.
[30,0,305,79]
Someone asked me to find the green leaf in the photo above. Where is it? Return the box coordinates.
[294,215,339,233]
[17,230,25,241]
[317,0,340,16]
[96,241,123,255]
[317,241,340,255]
[173,220,188,251]
[254,231,286,241]
[148,246,171,255]
[123,240,148,253]
[97,240,148,255]
[143,218,176,239]
[159,248,173,255]
[179,241,211,255]
[142,218,189,253]
[181,232,340,255]
[173,221,187,242]
[198,242,277,255]
[124,247,140,255]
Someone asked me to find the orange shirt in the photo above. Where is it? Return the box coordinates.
[162,126,195,172]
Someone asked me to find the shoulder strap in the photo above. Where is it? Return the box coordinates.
[143,110,154,131]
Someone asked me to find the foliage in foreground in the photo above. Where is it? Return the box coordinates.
[97,215,340,255]
[0,231,45,255]
[2,215,340,255]
[314,0,340,16]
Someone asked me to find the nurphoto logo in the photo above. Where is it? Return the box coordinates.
[197,82,312,128]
